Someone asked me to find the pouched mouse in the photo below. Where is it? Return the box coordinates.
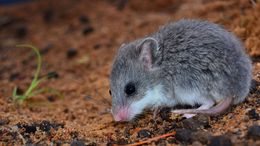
[109,19,252,121]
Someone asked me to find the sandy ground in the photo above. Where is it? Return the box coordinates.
[0,0,259,145]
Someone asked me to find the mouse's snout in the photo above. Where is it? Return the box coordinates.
[113,107,132,122]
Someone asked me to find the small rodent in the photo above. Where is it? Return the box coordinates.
[109,19,252,121]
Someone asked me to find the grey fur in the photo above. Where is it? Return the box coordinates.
[110,19,252,120]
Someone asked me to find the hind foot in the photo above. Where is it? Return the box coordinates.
[172,99,215,118]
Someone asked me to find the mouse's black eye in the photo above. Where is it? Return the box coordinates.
[125,83,136,96]
[109,90,112,96]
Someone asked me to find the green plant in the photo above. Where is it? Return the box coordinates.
[12,44,62,103]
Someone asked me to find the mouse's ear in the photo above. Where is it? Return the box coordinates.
[139,37,159,69]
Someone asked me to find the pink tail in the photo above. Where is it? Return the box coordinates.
[179,97,234,116]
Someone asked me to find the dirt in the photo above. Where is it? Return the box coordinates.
[0,0,259,145]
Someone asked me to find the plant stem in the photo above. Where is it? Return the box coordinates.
[16,44,42,100]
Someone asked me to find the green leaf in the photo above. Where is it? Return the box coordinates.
[12,44,62,104]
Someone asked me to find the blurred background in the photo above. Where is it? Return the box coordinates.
[0,0,259,145]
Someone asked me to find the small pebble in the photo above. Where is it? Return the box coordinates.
[247,125,260,140]
[67,48,78,58]
[0,119,10,125]
[15,25,27,38]
[84,95,92,100]
[159,107,171,121]
[250,79,259,93]
[106,142,114,146]
[93,44,101,50]
[15,87,24,95]
[167,137,176,144]
[137,129,152,139]
[47,71,59,79]
[70,131,79,139]
[252,56,260,63]
[71,140,86,146]
[155,139,167,146]
[164,123,178,133]
[17,123,37,134]
[247,109,259,120]
[70,114,76,120]
[257,99,260,104]
[115,138,128,145]
[63,108,69,113]
[116,0,128,10]
[39,120,52,132]
[175,129,192,144]
[40,43,53,55]
[43,8,54,23]
[182,115,209,130]
[24,125,37,133]
[79,15,90,24]
[191,131,211,144]
[208,135,232,146]
[0,16,13,27]
[9,72,20,81]
[82,25,94,35]
[47,96,56,102]
[55,140,63,146]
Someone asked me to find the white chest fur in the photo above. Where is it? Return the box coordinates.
[131,84,176,110]
[174,86,204,106]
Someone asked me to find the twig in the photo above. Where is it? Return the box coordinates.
[117,131,176,146]
[117,0,128,10]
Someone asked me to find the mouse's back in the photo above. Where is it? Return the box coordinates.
[152,19,252,104]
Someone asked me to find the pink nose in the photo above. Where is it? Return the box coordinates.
[114,108,130,121]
